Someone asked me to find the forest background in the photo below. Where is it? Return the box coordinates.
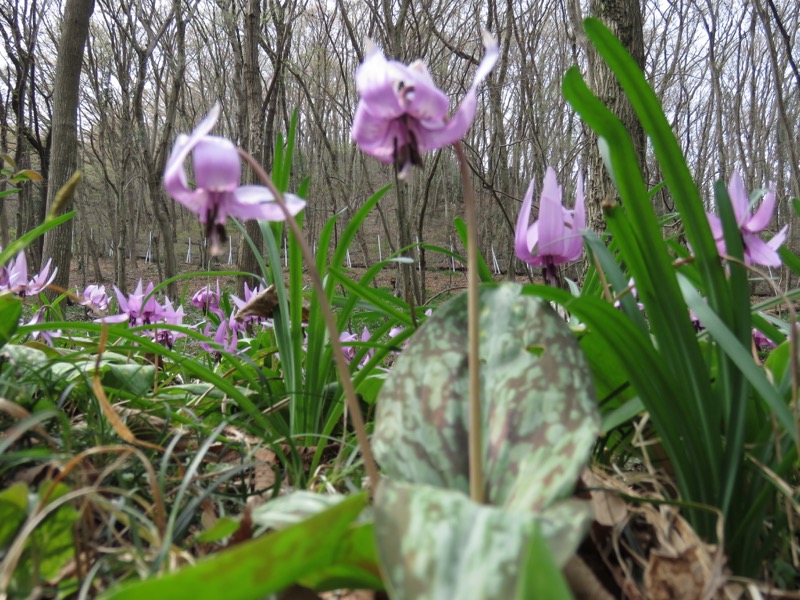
[1,0,798,300]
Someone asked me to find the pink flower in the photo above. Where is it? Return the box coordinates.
[515,167,585,269]
[81,284,109,313]
[706,172,787,266]
[340,327,373,368]
[164,105,306,253]
[351,32,498,178]
[192,281,221,314]
[107,280,163,326]
[2,252,57,297]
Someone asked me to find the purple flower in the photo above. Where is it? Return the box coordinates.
[81,284,110,313]
[153,298,186,348]
[352,32,498,178]
[200,314,239,359]
[164,104,306,254]
[24,308,62,346]
[192,281,221,313]
[752,329,777,350]
[340,326,373,368]
[706,172,787,266]
[107,280,163,326]
[2,253,57,297]
[515,167,585,271]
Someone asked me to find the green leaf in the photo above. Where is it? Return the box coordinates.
[0,294,22,347]
[102,492,368,600]
[516,522,573,600]
[0,482,28,547]
[374,282,599,512]
[453,217,494,282]
[195,517,240,543]
[250,492,383,591]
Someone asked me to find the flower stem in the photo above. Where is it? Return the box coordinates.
[454,141,484,504]
[238,149,380,492]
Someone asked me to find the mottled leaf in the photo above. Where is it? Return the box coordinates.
[373,283,599,511]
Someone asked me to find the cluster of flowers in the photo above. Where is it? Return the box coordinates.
[189,281,277,358]
[512,169,786,271]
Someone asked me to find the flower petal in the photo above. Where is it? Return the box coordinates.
[164,104,221,194]
[230,187,306,221]
[726,171,749,227]
[746,184,776,233]
[352,104,404,163]
[402,32,499,153]
[743,232,782,266]
[537,167,566,258]
[192,136,241,191]
[355,45,405,119]
[514,178,537,264]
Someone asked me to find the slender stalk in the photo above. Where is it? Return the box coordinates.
[238,149,380,492]
[454,141,484,504]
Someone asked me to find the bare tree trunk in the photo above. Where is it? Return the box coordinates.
[580,0,646,232]
[237,0,266,293]
[41,0,96,298]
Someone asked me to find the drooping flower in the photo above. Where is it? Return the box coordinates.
[106,280,164,326]
[81,284,110,314]
[164,104,306,254]
[752,328,777,350]
[192,281,221,314]
[706,172,787,266]
[2,252,57,297]
[340,327,373,368]
[200,314,239,359]
[515,167,585,284]
[352,32,499,178]
[24,308,62,346]
[153,298,186,348]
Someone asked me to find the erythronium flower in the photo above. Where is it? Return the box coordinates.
[352,31,499,178]
[515,167,585,285]
[752,329,777,350]
[107,280,164,326]
[81,284,109,313]
[706,172,787,266]
[153,298,186,348]
[3,253,57,296]
[340,327,373,367]
[192,281,221,314]
[164,104,306,254]
[24,308,62,346]
[201,314,239,359]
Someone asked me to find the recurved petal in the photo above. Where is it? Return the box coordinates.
[537,167,566,257]
[355,45,405,119]
[726,171,750,227]
[164,104,221,189]
[192,136,241,191]
[410,33,498,153]
[743,232,782,266]
[514,178,537,264]
[351,103,400,163]
[231,187,306,221]
[746,184,776,233]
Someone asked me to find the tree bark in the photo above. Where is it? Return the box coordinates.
[41,0,96,298]
[236,0,266,293]
[583,0,646,232]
